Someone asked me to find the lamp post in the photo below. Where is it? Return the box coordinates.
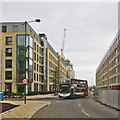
[24,19,41,104]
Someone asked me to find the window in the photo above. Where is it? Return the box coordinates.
[39,56,41,63]
[39,47,41,54]
[115,48,117,55]
[6,37,12,45]
[39,66,41,72]
[2,26,7,32]
[29,59,33,70]
[34,53,36,60]
[18,60,24,69]
[115,67,117,74]
[42,48,44,55]
[6,60,12,68]
[34,42,36,50]
[29,47,33,59]
[115,76,117,83]
[34,73,36,81]
[13,26,18,32]
[17,35,25,45]
[115,58,117,64]
[37,55,38,62]
[39,75,41,82]
[34,63,36,70]
[42,58,44,64]
[37,64,38,72]
[37,74,38,81]
[6,48,12,57]
[5,71,12,79]
[29,36,33,47]
[37,45,39,52]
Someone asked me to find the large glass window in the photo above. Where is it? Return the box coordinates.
[16,34,34,83]
[18,71,25,82]
[6,48,12,57]
[5,71,12,79]
[26,59,28,69]
[18,60,25,69]
[29,47,33,59]
[6,60,12,68]
[18,47,25,57]
[17,35,33,47]
[26,70,29,79]
[29,59,33,70]
[29,70,33,82]
[6,37,12,45]
[26,48,29,57]
[29,36,33,47]
[17,35,25,46]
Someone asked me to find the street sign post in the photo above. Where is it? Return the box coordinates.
[22,79,28,104]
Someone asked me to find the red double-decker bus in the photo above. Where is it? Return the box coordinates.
[59,78,88,98]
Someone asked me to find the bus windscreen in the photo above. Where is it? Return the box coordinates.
[59,84,70,93]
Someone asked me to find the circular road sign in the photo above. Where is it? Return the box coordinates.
[22,79,28,84]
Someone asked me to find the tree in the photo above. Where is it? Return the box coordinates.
[51,66,61,93]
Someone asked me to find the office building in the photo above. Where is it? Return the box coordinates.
[96,32,120,88]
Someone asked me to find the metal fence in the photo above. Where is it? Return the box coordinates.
[95,89,120,110]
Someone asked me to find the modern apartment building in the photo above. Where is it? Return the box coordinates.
[96,32,120,89]
[0,22,72,93]
[63,58,75,78]
[46,42,59,91]
[0,22,43,93]
[58,56,67,79]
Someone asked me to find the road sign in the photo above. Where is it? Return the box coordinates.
[22,79,28,84]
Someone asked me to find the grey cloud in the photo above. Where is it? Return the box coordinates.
[2,2,118,86]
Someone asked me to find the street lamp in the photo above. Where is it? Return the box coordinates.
[24,19,41,104]
[25,19,41,47]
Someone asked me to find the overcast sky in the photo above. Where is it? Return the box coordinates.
[1,1,118,86]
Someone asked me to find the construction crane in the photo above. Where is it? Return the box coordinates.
[61,28,67,58]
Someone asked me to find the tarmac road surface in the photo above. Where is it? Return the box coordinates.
[31,94,118,119]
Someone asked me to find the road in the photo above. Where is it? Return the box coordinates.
[31,94,118,119]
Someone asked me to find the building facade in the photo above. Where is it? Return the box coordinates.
[58,56,67,79]
[0,22,74,93]
[96,32,120,89]
[63,59,75,78]
[39,34,47,92]
[0,22,42,93]
[46,42,58,91]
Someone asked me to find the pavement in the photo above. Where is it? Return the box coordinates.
[0,94,55,119]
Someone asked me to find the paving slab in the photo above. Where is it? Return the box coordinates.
[0,94,52,119]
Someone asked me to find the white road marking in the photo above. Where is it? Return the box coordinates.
[81,109,90,117]
[79,104,81,107]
